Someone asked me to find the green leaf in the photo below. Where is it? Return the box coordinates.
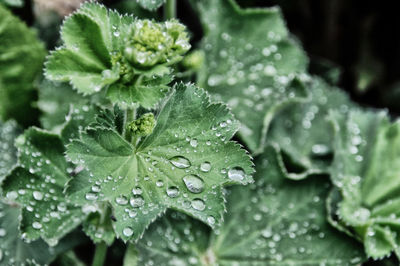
[45,2,190,108]
[66,83,254,241]
[1,128,86,246]
[328,110,400,259]
[0,5,45,125]
[0,202,85,266]
[0,120,20,183]
[194,0,309,153]
[267,77,354,179]
[136,0,166,11]
[134,145,365,265]
[38,80,109,133]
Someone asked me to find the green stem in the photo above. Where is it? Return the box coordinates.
[124,107,137,143]
[164,0,176,20]
[92,242,107,266]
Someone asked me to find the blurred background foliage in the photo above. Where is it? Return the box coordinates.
[11,0,400,114]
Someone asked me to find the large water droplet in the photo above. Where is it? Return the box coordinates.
[115,196,128,205]
[85,193,98,201]
[166,186,179,198]
[228,167,245,181]
[190,139,198,147]
[130,196,144,208]
[207,215,215,225]
[183,175,204,194]
[123,227,133,237]
[91,185,101,193]
[200,162,212,172]
[169,156,191,168]
[32,222,42,229]
[33,191,43,201]
[132,187,142,195]
[191,198,205,211]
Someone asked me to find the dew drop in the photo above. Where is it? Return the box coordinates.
[115,196,128,205]
[183,175,204,194]
[85,193,98,201]
[91,185,101,193]
[166,186,179,198]
[32,222,42,229]
[32,191,43,201]
[228,167,245,181]
[207,216,215,225]
[6,191,18,200]
[130,196,144,208]
[200,162,212,172]
[132,187,142,195]
[123,227,133,237]
[190,139,198,147]
[191,198,205,211]
[169,156,191,168]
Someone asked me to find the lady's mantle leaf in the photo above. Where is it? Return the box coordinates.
[0,5,45,125]
[194,0,309,153]
[0,202,86,266]
[45,2,190,108]
[0,120,20,183]
[268,77,354,180]
[136,0,166,11]
[131,145,365,265]
[66,83,254,241]
[329,110,400,259]
[1,128,86,246]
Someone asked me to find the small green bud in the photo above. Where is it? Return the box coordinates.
[128,113,156,136]
[123,19,191,69]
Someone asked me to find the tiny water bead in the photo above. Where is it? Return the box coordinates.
[115,196,128,205]
[166,186,180,198]
[191,198,205,211]
[32,222,42,230]
[123,227,134,237]
[169,156,191,169]
[200,162,212,172]
[32,191,43,201]
[228,167,245,181]
[130,196,144,208]
[183,175,204,194]
[85,193,98,201]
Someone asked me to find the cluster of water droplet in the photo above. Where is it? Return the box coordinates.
[0,120,19,180]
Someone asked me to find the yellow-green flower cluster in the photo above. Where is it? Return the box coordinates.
[128,113,156,136]
[123,19,190,69]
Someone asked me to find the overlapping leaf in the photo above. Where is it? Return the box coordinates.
[0,120,20,183]
[194,0,309,153]
[0,5,45,125]
[66,83,254,241]
[0,202,85,266]
[37,80,108,132]
[267,77,354,179]
[132,145,365,265]
[1,128,86,246]
[328,110,400,259]
[45,2,188,108]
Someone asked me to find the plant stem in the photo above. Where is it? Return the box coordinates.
[92,242,107,266]
[164,0,176,20]
[124,107,137,143]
